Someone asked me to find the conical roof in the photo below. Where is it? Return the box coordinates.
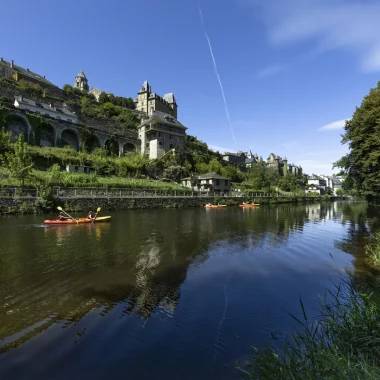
[76,69,87,79]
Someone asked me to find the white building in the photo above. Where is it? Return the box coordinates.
[14,95,78,124]
[307,175,327,190]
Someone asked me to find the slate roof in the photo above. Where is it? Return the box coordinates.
[245,157,257,164]
[223,151,246,157]
[15,96,77,117]
[139,111,187,129]
[198,172,231,180]
[0,58,56,87]
[76,69,87,79]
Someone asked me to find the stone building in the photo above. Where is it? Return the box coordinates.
[135,81,177,118]
[222,151,246,164]
[138,111,187,159]
[14,95,78,124]
[0,57,57,90]
[73,70,89,92]
[267,153,302,176]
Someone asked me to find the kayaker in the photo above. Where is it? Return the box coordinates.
[58,212,69,221]
[87,210,95,220]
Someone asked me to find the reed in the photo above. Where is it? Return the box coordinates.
[240,278,380,379]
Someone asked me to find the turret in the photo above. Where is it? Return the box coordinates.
[74,70,89,92]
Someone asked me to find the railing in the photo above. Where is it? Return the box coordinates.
[0,187,332,199]
[0,188,39,199]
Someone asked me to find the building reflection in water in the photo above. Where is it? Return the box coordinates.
[0,202,371,353]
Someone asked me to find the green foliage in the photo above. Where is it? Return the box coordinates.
[0,128,11,154]
[63,84,73,94]
[17,80,43,97]
[334,81,380,197]
[366,233,380,267]
[4,134,34,186]
[335,188,345,196]
[241,279,380,379]
[221,165,246,183]
[98,92,109,104]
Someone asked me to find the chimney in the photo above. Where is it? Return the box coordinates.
[10,60,14,68]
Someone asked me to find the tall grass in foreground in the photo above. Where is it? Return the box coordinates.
[240,280,380,379]
[366,232,380,267]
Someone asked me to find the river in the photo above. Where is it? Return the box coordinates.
[0,202,377,379]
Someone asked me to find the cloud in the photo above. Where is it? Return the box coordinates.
[248,0,380,71]
[319,119,348,131]
[256,64,286,78]
[209,144,235,153]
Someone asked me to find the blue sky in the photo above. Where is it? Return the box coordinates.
[1,0,379,174]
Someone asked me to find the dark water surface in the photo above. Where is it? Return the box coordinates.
[0,202,377,379]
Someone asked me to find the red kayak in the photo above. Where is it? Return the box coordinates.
[44,216,111,225]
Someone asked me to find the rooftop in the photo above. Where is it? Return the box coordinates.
[139,111,186,129]
[0,58,56,87]
[198,172,230,180]
[15,95,76,117]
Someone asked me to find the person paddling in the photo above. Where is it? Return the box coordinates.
[58,212,70,221]
[87,210,95,220]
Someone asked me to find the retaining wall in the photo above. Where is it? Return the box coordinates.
[0,195,340,215]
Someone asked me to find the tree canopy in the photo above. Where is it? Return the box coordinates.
[334,81,380,197]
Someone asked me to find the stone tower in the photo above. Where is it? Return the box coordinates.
[163,93,178,119]
[74,70,89,92]
[136,81,151,114]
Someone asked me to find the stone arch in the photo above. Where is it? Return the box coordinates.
[105,138,119,156]
[86,134,101,152]
[5,114,32,143]
[40,124,55,147]
[61,129,79,150]
[123,142,136,154]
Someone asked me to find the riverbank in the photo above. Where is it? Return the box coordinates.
[0,194,344,215]
[241,231,380,379]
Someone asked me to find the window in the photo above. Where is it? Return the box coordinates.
[225,180,229,186]
[169,134,173,139]
[216,179,220,186]
[159,142,163,146]
[146,143,149,147]
[158,132,161,137]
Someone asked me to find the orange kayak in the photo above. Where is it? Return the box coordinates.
[204,205,227,208]
[44,216,111,225]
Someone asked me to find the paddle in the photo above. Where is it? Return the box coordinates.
[57,206,76,222]
[92,207,101,224]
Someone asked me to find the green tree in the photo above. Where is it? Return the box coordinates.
[98,92,109,104]
[63,84,73,94]
[334,81,380,197]
[0,128,11,154]
[207,158,223,174]
[5,134,34,186]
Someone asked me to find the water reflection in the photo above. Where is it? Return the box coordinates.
[0,202,375,375]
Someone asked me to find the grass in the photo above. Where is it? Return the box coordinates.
[240,279,380,379]
[0,167,189,191]
[241,236,380,380]
[366,233,380,267]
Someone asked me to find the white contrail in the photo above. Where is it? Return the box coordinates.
[197,0,236,145]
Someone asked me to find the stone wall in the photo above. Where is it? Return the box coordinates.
[0,195,343,216]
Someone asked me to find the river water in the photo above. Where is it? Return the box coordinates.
[0,202,377,379]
